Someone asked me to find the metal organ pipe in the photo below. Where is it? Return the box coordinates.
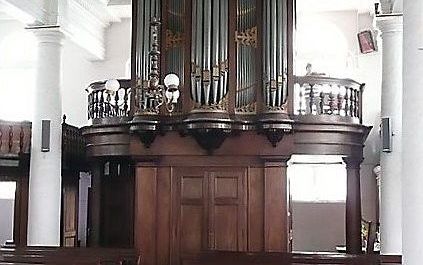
[263,0,287,111]
[235,0,257,112]
[191,0,229,108]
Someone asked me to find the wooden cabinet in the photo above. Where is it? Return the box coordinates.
[135,160,290,265]
[172,167,247,259]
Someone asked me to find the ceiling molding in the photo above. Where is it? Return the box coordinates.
[1,0,121,61]
[58,0,120,60]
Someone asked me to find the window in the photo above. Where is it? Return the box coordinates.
[288,156,346,202]
[0,182,16,200]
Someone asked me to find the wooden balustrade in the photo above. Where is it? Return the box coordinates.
[86,76,364,125]
[0,247,139,265]
[86,79,132,121]
[294,76,364,123]
[0,120,31,158]
[62,116,86,169]
[0,118,85,166]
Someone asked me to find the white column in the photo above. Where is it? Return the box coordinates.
[376,16,403,255]
[27,27,64,246]
[403,1,423,264]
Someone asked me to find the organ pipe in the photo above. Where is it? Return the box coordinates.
[263,0,288,111]
[191,0,229,109]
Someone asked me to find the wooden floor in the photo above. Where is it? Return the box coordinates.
[0,248,402,265]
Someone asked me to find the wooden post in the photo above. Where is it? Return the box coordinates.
[134,162,158,265]
[88,160,102,247]
[263,156,290,252]
[343,157,363,254]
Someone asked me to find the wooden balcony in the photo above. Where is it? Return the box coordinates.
[86,76,364,125]
[0,117,86,169]
[294,75,364,124]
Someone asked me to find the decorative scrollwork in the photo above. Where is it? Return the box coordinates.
[165,29,183,50]
[235,26,258,48]
[236,102,256,113]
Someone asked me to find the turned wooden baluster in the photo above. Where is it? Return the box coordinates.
[0,127,3,152]
[337,88,343,115]
[114,89,120,116]
[19,126,24,153]
[87,93,90,119]
[8,125,13,153]
[105,92,111,117]
[344,87,349,117]
[299,85,304,114]
[94,91,99,119]
[123,88,129,116]
[355,89,360,118]
[99,90,105,118]
[319,91,325,114]
[349,87,354,118]
[309,84,315,115]
[329,86,335,115]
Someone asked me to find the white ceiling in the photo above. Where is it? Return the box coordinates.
[297,0,375,14]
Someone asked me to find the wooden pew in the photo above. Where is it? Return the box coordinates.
[0,247,139,265]
[181,251,402,265]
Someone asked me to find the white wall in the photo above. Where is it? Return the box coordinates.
[0,199,14,246]
[62,18,131,127]
[292,202,345,252]
[0,18,131,127]
[294,9,382,236]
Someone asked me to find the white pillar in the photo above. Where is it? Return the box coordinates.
[376,16,403,255]
[27,27,64,246]
[403,1,423,264]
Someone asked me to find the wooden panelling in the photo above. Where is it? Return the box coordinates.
[172,168,208,264]
[248,167,264,252]
[62,176,78,247]
[209,170,247,252]
[135,164,157,265]
[264,160,289,252]
[101,162,134,248]
[134,163,290,265]
[156,167,172,265]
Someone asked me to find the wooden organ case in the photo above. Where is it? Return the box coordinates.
[82,0,371,262]
[130,0,293,264]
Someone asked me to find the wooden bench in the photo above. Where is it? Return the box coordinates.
[181,251,402,265]
[0,247,139,265]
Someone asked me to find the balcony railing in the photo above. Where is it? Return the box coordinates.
[86,79,132,121]
[0,117,85,165]
[0,120,31,158]
[86,76,364,125]
[294,75,364,123]
[62,116,86,168]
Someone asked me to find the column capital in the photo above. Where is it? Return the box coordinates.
[376,16,403,36]
[27,25,64,45]
[342,157,363,169]
[262,155,291,167]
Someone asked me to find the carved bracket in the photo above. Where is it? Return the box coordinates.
[129,116,160,148]
[261,128,291,147]
[190,128,231,155]
[259,113,294,147]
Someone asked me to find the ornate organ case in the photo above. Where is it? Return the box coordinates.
[130,0,295,264]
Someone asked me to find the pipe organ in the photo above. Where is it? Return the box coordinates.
[131,0,293,150]
[84,0,370,260]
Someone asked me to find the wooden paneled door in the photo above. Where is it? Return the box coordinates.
[62,176,79,247]
[172,167,247,263]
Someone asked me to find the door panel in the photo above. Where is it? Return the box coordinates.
[62,177,78,247]
[173,167,247,262]
[209,170,247,251]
